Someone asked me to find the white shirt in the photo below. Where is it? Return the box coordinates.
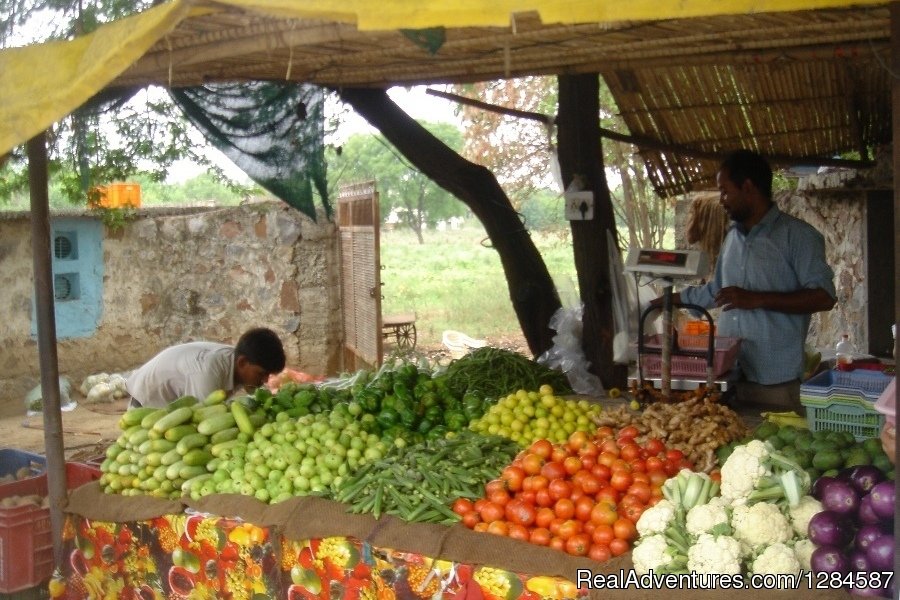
[126,342,235,408]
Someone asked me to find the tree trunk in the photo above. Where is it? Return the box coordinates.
[340,88,561,355]
[556,74,628,389]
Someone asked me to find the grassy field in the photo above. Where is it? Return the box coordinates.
[380,224,578,345]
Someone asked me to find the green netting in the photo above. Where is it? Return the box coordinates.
[170,82,329,220]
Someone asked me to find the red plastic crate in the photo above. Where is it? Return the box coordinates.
[640,335,742,378]
[0,463,99,593]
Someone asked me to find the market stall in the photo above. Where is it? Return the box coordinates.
[24,350,892,599]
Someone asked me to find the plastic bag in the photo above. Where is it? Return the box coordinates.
[537,279,605,397]
[24,376,77,416]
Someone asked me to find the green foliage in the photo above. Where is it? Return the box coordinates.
[95,206,136,230]
[329,123,468,240]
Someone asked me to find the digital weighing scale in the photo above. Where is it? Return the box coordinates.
[623,248,732,397]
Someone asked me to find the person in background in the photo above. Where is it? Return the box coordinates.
[653,150,836,412]
[126,327,286,408]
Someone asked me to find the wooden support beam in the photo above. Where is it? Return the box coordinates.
[426,88,876,170]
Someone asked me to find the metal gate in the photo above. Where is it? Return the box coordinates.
[338,181,382,370]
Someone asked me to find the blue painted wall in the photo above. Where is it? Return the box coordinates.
[31,219,104,339]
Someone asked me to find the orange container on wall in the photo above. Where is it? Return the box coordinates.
[89,182,142,208]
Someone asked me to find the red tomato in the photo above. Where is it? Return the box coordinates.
[485,480,505,496]
[663,460,681,477]
[609,538,629,556]
[530,527,551,546]
[473,522,489,533]
[541,461,566,480]
[594,426,614,440]
[518,490,537,506]
[462,511,481,529]
[574,496,595,522]
[678,459,695,471]
[627,481,652,504]
[591,464,612,481]
[645,438,665,456]
[631,471,650,485]
[567,431,590,454]
[553,498,575,520]
[610,470,633,492]
[549,537,566,552]
[563,456,583,476]
[647,468,668,488]
[599,440,620,456]
[529,439,553,459]
[507,523,530,541]
[598,452,617,468]
[488,489,510,507]
[588,543,612,563]
[645,457,665,472]
[551,447,570,463]
[569,485,585,502]
[479,502,504,523]
[596,486,619,505]
[612,518,637,542]
[579,441,600,458]
[535,489,554,508]
[591,523,615,546]
[580,456,596,471]
[629,458,646,473]
[666,449,685,462]
[579,473,602,496]
[452,498,474,515]
[620,503,644,523]
[548,479,573,501]
[565,533,590,556]
[535,507,555,529]
[589,502,618,526]
[506,500,537,527]
[486,521,509,536]
[619,443,640,462]
[530,475,549,491]
[618,425,639,440]
[474,498,489,515]
[501,466,526,492]
[558,519,582,541]
[549,518,564,536]
[583,520,596,536]
[709,469,722,483]
[521,453,545,476]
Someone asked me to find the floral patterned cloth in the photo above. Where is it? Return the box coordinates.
[52,514,585,600]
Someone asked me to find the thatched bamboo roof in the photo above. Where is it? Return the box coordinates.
[108,4,890,196]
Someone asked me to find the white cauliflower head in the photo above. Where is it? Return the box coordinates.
[686,498,731,537]
[720,440,770,504]
[732,503,793,554]
[636,499,676,537]
[788,495,823,538]
[632,534,675,575]
[793,539,816,571]
[687,533,742,574]
[752,542,801,575]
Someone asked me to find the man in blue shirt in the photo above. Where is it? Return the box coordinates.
[658,150,836,410]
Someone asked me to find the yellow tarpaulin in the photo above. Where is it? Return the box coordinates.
[0,0,886,157]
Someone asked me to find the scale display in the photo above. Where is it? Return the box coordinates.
[624,247,708,279]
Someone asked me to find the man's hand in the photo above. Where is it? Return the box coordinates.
[714,286,761,311]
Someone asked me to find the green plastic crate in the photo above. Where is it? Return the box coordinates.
[800,394,885,441]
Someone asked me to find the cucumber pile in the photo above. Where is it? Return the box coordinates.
[99,391,264,498]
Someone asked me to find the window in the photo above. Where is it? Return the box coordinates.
[54,273,80,301]
[54,231,78,260]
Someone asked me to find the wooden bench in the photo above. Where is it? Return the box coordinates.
[382,312,417,350]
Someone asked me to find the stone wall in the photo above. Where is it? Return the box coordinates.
[0,202,342,409]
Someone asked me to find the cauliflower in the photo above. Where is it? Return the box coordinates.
[636,499,676,537]
[720,440,770,503]
[686,497,731,537]
[632,534,679,575]
[720,440,809,506]
[793,539,816,571]
[752,543,801,575]
[687,534,742,574]
[788,495,823,538]
[732,503,793,554]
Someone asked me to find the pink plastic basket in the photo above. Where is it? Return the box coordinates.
[640,335,741,379]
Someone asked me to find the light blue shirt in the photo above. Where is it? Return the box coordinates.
[680,205,835,385]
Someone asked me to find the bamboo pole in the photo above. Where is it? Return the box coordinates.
[26,131,67,568]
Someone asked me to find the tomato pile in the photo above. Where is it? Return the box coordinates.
[454,426,694,561]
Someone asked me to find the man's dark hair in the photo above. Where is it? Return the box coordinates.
[720,149,773,201]
[235,327,286,373]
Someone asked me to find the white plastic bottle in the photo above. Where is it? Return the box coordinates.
[835,334,854,371]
